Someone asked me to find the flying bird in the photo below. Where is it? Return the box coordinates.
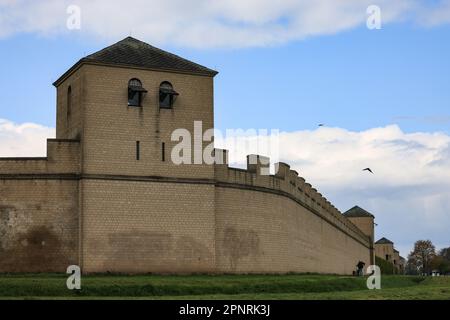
[318,124,325,127]
[363,168,374,174]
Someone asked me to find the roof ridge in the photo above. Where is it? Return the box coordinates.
[54,37,218,86]
[84,37,131,60]
[342,205,374,218]
[127,37,215,73]
[375,237,394,244]
[82,36,217,76]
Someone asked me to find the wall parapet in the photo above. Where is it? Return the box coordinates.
[214,149,371,248]
[0,139,80,175]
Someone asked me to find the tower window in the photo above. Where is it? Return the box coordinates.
[67,86,72,119]
[159,81,178,109]
[128,79,147,107]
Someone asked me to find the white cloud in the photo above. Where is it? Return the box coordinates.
[216,124,450,256]
[0,0,449,48]
[0,119,55,157]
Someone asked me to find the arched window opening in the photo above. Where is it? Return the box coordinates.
[128,78,147,107]
[159,81,178,109]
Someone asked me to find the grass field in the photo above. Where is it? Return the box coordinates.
[0,273,449,300]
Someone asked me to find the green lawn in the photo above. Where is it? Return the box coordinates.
[0,273,449,300]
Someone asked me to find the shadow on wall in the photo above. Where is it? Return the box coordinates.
[222,227,261,271]
[0,221,68,272]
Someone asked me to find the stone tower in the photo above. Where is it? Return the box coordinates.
[53,37,219,272]
[343,206,375,266]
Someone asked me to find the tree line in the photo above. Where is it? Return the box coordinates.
[406,240,450,275]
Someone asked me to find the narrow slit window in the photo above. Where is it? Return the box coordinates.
[162,142,165,162]
[67,86,72,119]
[136,141,140,160]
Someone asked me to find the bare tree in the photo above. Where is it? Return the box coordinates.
[407,240,436,275]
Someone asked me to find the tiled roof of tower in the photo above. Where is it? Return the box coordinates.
[342,206,375,218]
[375,237,394,244]
[54,37,218,86]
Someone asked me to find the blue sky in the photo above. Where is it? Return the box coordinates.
[1,23,450,134]
[0,0,449,257]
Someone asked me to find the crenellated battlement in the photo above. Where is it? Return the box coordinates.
[214,149,371,247]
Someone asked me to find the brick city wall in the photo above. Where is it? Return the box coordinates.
[214,152,371,274]
[0,62,373,274]
[80,179,216,273]
[0,140,80,272]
